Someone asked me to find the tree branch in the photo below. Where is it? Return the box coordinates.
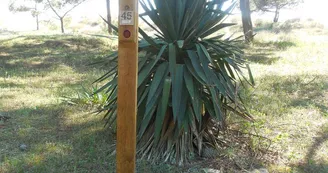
[62,0,88,18]
[46,0,61,19]
[252,0,273,12]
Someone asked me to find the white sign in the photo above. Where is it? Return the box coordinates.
[120,11,134,25]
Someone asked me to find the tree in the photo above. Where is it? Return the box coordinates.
[240,0,254,42]
[100,0,112,34]
[253,0,303,22]
[9,0,44,30]
[96,0,253,164]
[46,0,87,33]
[106,0,112,34]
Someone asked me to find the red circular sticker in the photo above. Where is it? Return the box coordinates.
[123,30,131,38]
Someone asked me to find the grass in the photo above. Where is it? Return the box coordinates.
[1,23,328,173]
[0,34,117,173]
[0,33,186,173]
[240,27,328,172]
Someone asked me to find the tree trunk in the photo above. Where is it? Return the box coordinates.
[36,14,39,30]
[273,8,280,23]
[106,0,112,34]
[60,17,65,33]
[240,0,253,42]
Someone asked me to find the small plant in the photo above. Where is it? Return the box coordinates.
[62,86,107,107]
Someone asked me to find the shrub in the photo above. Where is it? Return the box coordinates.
[96,0,253,164]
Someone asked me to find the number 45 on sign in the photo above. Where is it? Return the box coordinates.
[120,11,134,25]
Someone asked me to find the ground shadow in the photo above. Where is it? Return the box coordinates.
[0,35,113,77]
[0,103,188,173]
[244,48,278,65]
[0,36,25,44]
[244,37,297,65]
[246,53,281,65]
[254,41,296,50]
[292,124,328,173]
[244,41,295,65]
[0,104,117,173]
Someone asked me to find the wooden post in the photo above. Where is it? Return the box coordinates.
[116,0,138,173]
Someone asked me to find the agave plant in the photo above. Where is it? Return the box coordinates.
[96,0,254,164]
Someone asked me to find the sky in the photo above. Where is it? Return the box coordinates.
[0,0,327,31]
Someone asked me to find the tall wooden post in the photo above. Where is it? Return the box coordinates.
[116,0,138,173]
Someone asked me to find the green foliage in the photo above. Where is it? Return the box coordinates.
[45,0,87,17]
[62,86,108,107]
[9,0,44,17]
[96,0,253,164]
[47,0,86,9]
[252,0,303,22]
[46,0,87,33]
[253,0,303,11]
